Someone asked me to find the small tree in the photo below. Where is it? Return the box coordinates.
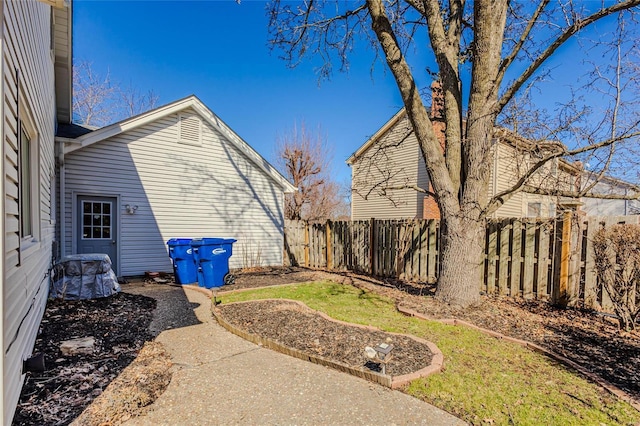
[593,224,640,331]
[73,60,159,127]
[276,123,347,221]
[73,60,117,127]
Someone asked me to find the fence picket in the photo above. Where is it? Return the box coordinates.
[522,219,535,299]
[486,221,497,294]
[498,219,510,295]
[536,221,551,299]
[427,220,438,281]
[511,219,523,296]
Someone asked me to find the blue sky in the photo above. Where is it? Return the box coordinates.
[74,1,633,185]
[74,0,406,186]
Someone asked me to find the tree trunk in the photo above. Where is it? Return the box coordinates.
[435,213,485,307]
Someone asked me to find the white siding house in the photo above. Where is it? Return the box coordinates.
[349,108,581,220]
[581,174,640,216]
[1,0,72,423]
[347,110,430,220]
[58,96,296,276]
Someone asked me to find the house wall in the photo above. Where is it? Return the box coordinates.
[582,179,640,216]
[2,1,56,423]
[488,141,526,217]
[488,140,567,218]
[63,108,287,275]
[351,115,425,220]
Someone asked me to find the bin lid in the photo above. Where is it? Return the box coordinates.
[190,238,236,246]
[167,238,193,246]
[191,238,225,245]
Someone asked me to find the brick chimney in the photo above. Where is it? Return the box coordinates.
[430,80,446,152]
[430,80,444,120]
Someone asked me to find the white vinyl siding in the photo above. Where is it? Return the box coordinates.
[582,178,640,216]
[351,115,424,220]
[2,1,57,423]
[64,108,286,275]
[488,141,526,217]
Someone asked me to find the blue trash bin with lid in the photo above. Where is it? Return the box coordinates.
[166,238,197,284]
[190,238,236,288]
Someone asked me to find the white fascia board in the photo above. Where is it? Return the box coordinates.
[346,108,406,165]
[64,97,196,155]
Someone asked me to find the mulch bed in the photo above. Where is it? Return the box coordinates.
[222,266,320,291]
[217,299,434,376]
[13,292,156,426]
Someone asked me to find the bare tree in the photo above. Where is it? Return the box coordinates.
[276,123,347,221]
[268,0,640,307]
[73,60,117,127]
[119,83,160,118]
[73,60,159,127]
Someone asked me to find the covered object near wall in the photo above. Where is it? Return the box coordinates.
[57,96,296,276]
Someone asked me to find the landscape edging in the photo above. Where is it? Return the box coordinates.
[396,304,640,412]
[211,298,444,389]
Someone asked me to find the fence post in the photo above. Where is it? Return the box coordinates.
[369,218,375,276]
[326,220,332,270]
[556,211,573,307]
[304,221,310,267]
[567,212,584,306]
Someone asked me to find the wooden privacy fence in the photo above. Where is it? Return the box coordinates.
[283,214,640,311]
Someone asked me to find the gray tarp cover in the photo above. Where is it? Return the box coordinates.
[52,253,120,300]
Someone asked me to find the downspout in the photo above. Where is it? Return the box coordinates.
[57,141,65,257]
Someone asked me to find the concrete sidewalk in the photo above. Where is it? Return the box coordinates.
[124,284,465,425]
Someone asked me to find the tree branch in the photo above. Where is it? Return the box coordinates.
[522,184,640,200]
[496,0,550,88]
[496,0,640,114]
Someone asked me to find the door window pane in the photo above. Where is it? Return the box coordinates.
[81,201,113,240]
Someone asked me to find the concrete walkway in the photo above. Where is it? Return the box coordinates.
[124,283,465,426]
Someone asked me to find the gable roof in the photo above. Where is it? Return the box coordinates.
[346,108,406,165]
[60,95,296,193]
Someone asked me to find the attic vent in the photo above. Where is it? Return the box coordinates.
[178,114,202,145]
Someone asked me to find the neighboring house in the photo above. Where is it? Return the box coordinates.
[581,173,640,216]
[348,108,581,220]
[1,0,72,423]
[56,96,296,276]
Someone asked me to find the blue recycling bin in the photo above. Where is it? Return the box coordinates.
[166,238,197,285]
[190,238,236,288]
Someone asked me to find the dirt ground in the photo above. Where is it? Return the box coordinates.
[218,299,433,376]
[13,292,157,425]
[13,266,640,425]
